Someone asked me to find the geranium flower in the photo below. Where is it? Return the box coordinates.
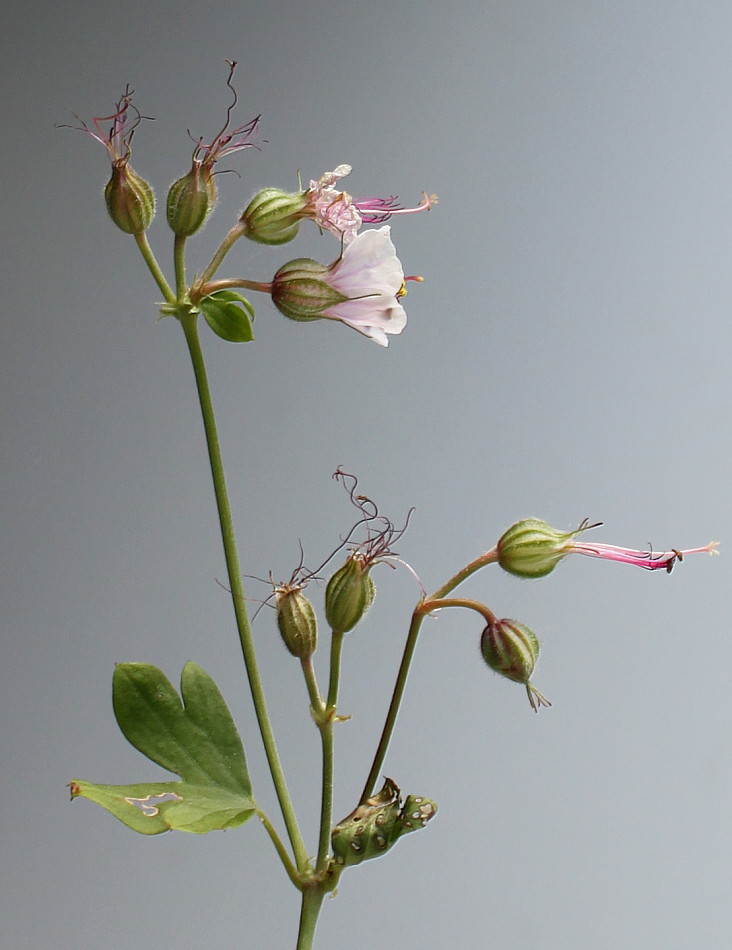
[497,517,719,579]
[271,226,420,346]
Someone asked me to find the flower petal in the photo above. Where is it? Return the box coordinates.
[321,227,407,345]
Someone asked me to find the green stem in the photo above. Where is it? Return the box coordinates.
[430,547,498,600]
[421,596,496,625]
[315,630,344,871]
[316,719,334,873]
[300,657,324,718]
[296,885,326,950]
[325,630,344,711]
[197,277,273,297]
[256,809,302,890]
[359,607,424,803]
[179,312,309,873]
[359,548,499,804]
[173,234,187,300]
[133,232,175,303]
[198,221,246,285]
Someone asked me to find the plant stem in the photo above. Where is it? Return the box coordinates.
[359,548,499,803]
[300,657,324,718]
[296,884,326,950]
[179,312,309,873]
[430,547,498,600]
[197,277,273,297]
[133,232,175,303]
[198,221,246,285]
[314,629,344,872]
[325,630,344,711]
[359,607,424,803]
[256,810,302,889]
[173,234,187,299]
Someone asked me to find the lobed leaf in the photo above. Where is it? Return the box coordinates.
[69,662,255,834]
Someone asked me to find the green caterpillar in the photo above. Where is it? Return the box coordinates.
[331,777,437,868]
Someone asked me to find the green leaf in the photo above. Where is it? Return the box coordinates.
[69,662,255,835]
[200,290,254,342]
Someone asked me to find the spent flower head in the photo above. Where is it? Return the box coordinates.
[62,84,149,166]
[167,61,261,236]
[303,164,436,244]
[241,164,435,246]
[324,469,416,632]
[61,86,155,234]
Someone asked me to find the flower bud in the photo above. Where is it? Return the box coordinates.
[325,553,375,633]
[270,257,347,322]
[497,518,576,579]
[275,585,318,658]
[166,165,216,236]
[331,777,437,868]
[480,618,550,711]
[240,187,307,245]
[104,162,155,234]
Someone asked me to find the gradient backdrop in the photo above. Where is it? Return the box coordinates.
[2,1,729,947]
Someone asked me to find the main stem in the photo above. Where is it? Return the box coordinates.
[180,313,308,872]
[296,885,326,950]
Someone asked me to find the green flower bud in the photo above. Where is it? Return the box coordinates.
[480,617,550,711]
[166,164,216,236]
[497,518,579,579]
[331,777,437,868]
[275,585,318,658]
[270,257,347,322]
[325,554,375,633]
[240,187,308,245]
[104,162,155,234]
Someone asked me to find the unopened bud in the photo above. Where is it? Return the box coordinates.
[480,617,550,711]
[270,257,346,322]
[497,518,575,579]
[325,554,375,633]
[240,187,307,245]
[275,585,318,658]
[166,164,216,236]
[104,162,155,234]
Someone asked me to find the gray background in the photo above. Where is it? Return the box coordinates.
[2,1,729,947]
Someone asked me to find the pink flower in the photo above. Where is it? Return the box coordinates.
[305,165,435,244]
[497,517,719,579]
[271,226,420,346]
[322,226,409,345]
[568,537,719,572]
